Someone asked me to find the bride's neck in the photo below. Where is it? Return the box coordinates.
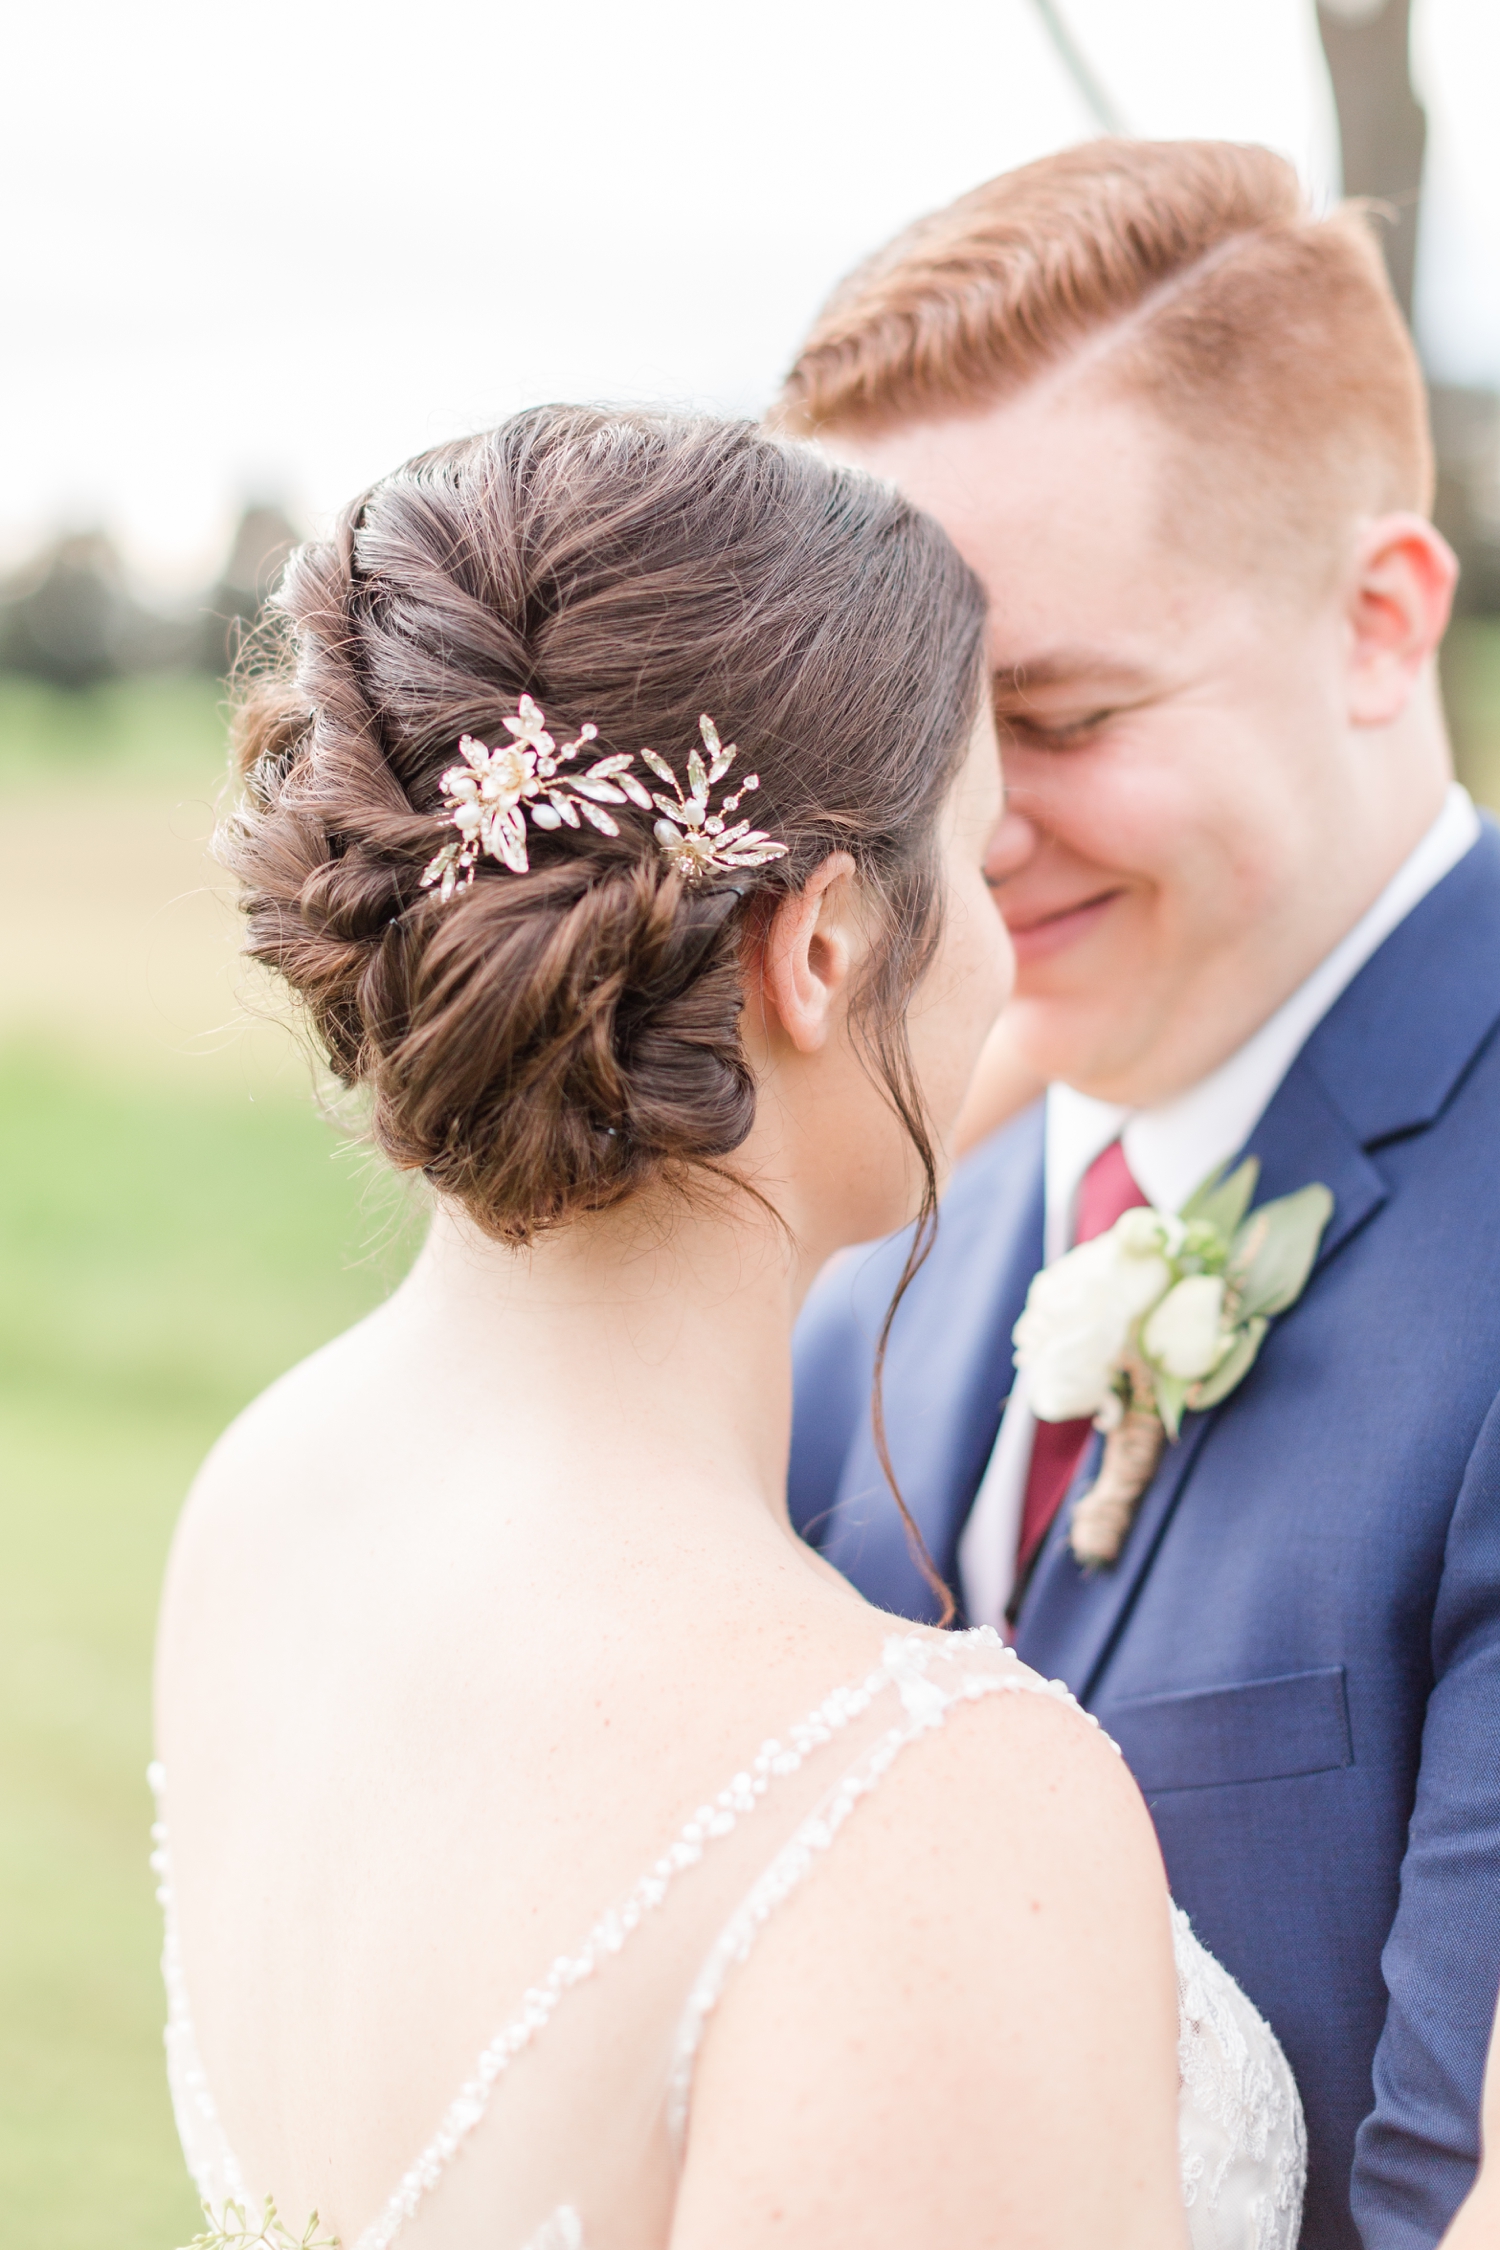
[394,1185,808,1530]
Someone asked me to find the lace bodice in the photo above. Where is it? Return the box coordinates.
[151,1629,1304,2249]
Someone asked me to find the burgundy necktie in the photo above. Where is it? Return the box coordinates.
[1015,1139,1149,1579]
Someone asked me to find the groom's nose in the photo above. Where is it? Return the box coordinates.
[985,806,1040,889]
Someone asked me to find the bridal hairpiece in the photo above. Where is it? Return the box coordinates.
[420,698,788,903]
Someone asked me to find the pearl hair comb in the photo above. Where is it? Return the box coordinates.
[420,699,788,904]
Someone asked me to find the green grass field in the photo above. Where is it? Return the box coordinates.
[0,678,411,2247]
[3,640,1500,2248]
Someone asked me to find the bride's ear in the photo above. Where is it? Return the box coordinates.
[755,852,862,1053]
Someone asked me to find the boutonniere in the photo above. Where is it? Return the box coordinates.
[1013,1159,1333,1570]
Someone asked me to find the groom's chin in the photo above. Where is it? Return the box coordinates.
[1000,990,1153,1104]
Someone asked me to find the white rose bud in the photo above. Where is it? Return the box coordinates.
[1114,1205,1184,1261]
[1014,1211,1173,1423]
[1142,1274,1230,1381]
[1105,1210,1177,1316]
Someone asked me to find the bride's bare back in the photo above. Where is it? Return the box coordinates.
[155,408,1189,2249]
[158,1220,1183,2248]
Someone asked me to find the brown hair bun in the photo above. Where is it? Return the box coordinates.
[223,407,986,1246]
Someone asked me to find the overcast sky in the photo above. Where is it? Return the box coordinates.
[6,0,1498,586]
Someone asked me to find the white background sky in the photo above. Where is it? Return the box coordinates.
[6,0,1499,588]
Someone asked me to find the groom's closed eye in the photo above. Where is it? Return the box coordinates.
[991,651,1160,749]
[998,706,1122,748]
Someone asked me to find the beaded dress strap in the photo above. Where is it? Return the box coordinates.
[664,1630,1107,2153]
[347,1637,955,2250]
[147,1763,252,2210]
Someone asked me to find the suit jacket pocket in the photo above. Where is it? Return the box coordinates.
[1099,1666,1353,1793]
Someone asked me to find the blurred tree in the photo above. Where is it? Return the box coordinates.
[1433,389,1500,615]
[0,505,301,693]
[198,502,299,678]
[0,533,191,689]
[1315,0,1500,618]
[1316,0,1426,321]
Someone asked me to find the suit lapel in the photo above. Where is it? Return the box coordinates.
[1016,1414,1217,1697]
[1017,1026,1391,1699]
[1301,817,1500,1146]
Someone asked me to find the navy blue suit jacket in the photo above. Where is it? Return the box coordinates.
[790,826,1500,2250]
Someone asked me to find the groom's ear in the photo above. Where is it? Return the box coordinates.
[755,853,862,1054]
[1343,512,1459,728]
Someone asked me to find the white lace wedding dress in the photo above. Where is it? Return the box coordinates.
[151,1628,1305,2249]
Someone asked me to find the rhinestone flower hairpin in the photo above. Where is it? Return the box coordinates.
[643,716,786,883]
[420,700,787,902]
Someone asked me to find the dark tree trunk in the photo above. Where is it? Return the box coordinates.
[1316,0,1427,321]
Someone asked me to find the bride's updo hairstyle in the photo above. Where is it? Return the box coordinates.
[225,407,987,1247]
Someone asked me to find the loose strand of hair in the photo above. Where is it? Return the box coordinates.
[853,892,958,1627]
[867,1058,951,1626]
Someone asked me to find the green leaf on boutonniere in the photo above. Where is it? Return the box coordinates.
[1229,1182,1335,1320]
[1185,1314,1269,1413]
[1180,1156,1260,1240]
[1152,1370,1191,1441]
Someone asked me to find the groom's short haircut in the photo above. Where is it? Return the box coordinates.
[774,139,1432,570]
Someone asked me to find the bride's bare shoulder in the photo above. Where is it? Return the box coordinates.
[161,1298,413,1594]
[672,1645,1185,2250]
[802,1632,1157,1881]
[197,1286,415,1473]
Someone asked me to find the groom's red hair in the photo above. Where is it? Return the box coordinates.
[775,140,1432,559]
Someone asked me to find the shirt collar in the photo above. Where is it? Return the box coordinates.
[1042,784,1481,1258]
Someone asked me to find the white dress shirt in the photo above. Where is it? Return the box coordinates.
[958,784,1481,1630]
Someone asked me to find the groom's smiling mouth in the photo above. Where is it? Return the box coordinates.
[1002,887,1126,962]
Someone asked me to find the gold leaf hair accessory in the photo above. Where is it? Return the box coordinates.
[644,716,788,883]
[421,695,652,902]
[421,702,787,901]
